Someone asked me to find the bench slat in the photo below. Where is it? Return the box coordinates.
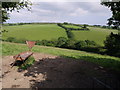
[13,51,33,61]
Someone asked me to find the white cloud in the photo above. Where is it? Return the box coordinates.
[29,0,100,2]
[70,8,88,16]
[31,5,54,14]
[6,2,111,25]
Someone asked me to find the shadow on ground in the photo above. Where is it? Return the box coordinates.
[21,56,120,89]
[62,55,120,75]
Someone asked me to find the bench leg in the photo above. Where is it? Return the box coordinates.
[11,60,16,68]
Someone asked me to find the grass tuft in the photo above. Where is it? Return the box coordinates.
[19,56,35,70]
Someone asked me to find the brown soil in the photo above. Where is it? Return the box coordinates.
[1,53,120,89]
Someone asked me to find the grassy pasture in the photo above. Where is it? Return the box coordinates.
[62,24,82,29]
[72,27,118,46]
[2,42,120,72]
[2,24,67,41]
[2,23,118,46]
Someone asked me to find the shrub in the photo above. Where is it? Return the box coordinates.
[64,39,76,49]
[85,40,97,46]
[40,40,49,46]
[20,56,35,70]
[6,37,28,44]
[14,38,27,44]
[6,37,16,42]
[57,37,67,47]
[104,32,120,57]
[80,47,100,53]
[75,41,87,49]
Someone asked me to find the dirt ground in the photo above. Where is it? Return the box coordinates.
[1,53,120,89]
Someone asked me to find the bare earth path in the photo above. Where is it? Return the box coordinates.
[2,53,120,89]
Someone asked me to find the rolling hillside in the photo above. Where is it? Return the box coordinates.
[2,23,118,46]
[2,24,67,41]
[72,27,118,46]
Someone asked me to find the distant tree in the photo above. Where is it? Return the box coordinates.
[83,24,87,28]
[63,22,68,25]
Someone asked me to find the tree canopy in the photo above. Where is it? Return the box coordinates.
[101,0,120,30]
[0,0,32,22]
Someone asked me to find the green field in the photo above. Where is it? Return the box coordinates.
[3,24,67,40]
[2,42,120,72]
[63,24,82,29]
[72,27,118,46]
[2,24,118,46]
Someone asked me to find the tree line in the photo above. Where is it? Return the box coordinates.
[57,23,89,31]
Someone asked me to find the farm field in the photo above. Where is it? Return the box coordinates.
[2,23,118,46]
[62,24,82,29]
[2,24,67,41]
[2,42,120,72]
[72,27,118,46]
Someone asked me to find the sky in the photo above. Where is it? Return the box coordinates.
[6,0,112,25]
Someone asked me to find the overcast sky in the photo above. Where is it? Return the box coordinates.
[6,0,112,25]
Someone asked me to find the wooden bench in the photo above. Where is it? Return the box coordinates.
[11,51,33,67]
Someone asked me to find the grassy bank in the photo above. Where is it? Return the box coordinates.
[2,42,120,72]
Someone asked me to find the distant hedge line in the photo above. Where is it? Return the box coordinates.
[57,23,89,31]
[3,33,120,58]
[3,37,106,55]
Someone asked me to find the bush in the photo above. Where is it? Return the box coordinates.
[57,37,67,47]
[75,41,87,49]
[85,40,97,46]
[20,56,35,70]
[40,40,49,46]
[104,32,120,57]
[6,37,16,42]
[64,39,76,49]
[6,37,27,44]
[14,38,27,44]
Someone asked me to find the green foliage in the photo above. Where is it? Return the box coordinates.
[74,40,97,49]
[6,37,27,44]
[2,0,32,22]
[101,1,120,30]
[104,32,120,57]
[57,23,89,31]
[2,42,120,72]
[20,56,35,70]
[85,40,97,46]
[75,41,87,49]
[3,23,118,46]
[66,30,75,39]
[74,40,100,53]
[57,37,67,47]
[4,36,100,54]
[64,39,76,49]
[6,37,16,42]
[63,22,69,25]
